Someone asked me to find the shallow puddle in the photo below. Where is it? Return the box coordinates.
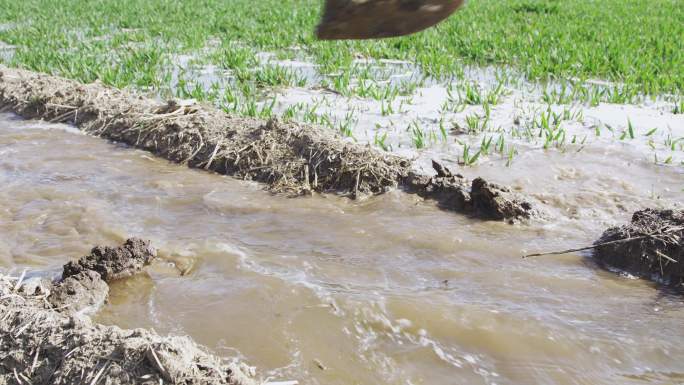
[1,112,683,385]
[0,41,14,62]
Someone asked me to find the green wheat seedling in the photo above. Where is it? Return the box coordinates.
[338,110,357,138]
[664,135,684,151]
[504,147,518,167]
[457,81,501,106]
[465,114,482,134]
[674,99,684,114]
[442,83,467,113]
[644,127,658,137]
[380,99,395,116]
[409,120,426,149]
[619,119,636,140]
[627,119,636,139]
[438,118,448,143]
[374,131,390,151]
[479,135,494,155]
[461,144,481,166]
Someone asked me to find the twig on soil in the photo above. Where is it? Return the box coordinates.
[203,142,221,170]
[45,103,78,110]
[522,226,684,259]
[13,269,26,292]
[655,250,677,264]
[13,368,22,385]
[523,243,621,258]
[31,346,40,375]
[147,346,170,381]
[89,362,109,385]
[13,318,34,338]
[64,345,82,358]
[49,109,76,123]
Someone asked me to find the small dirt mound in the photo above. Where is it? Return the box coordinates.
[47,238,156,315]
[48,270,110,315]
[0,238,258,385]
[404,161,536,221]
[62,238,157,281]
[594,209,684,287]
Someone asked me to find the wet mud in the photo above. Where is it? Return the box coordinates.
[594,209,684,289]
[0,66,534,221]
[0,238,257,385]
[47,238,157,315]
[47,269,110,315]
[62,238,157,282]
[405,160,535,221]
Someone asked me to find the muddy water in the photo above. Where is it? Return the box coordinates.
[1,112,683,385]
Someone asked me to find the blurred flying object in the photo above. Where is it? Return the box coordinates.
[317,0,464,40]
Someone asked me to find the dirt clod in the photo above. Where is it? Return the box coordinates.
[404,161,535,221]
[48,270,109,315]
[0,239,258,385]
[62,238,157,281]
[594,208,684,287]
[470,177,534,221]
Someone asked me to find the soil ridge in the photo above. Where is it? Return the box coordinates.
[0,65,535,221]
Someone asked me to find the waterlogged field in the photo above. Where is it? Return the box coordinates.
[1,0,683,92]
[2,1,684,384]
[0,0,683,170]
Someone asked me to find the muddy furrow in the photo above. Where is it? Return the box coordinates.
[0,66,535,221]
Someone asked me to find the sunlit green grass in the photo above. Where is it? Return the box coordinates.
[0,0,684,94]
[0,0,682,161]
[1,0,682,95]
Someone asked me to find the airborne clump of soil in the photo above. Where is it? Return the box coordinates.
[0,238,258,385]
[0,65,536,221]
[594,209,684,288]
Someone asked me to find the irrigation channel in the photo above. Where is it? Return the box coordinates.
[1,109,683,384]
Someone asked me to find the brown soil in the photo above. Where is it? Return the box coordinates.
[0,65,535,221]
[47,238,157,315]
[594,209,684,288]
[0,238,258,385]
[405,161,535,221]
[47,270,110,315]
[62,238,157,281]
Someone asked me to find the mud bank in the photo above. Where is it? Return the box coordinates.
[594,209,684,288]
[0,66,407,197]
[0,66,534,221]
[0,238,258,385]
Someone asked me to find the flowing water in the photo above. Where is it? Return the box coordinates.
[1,112,683,385]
